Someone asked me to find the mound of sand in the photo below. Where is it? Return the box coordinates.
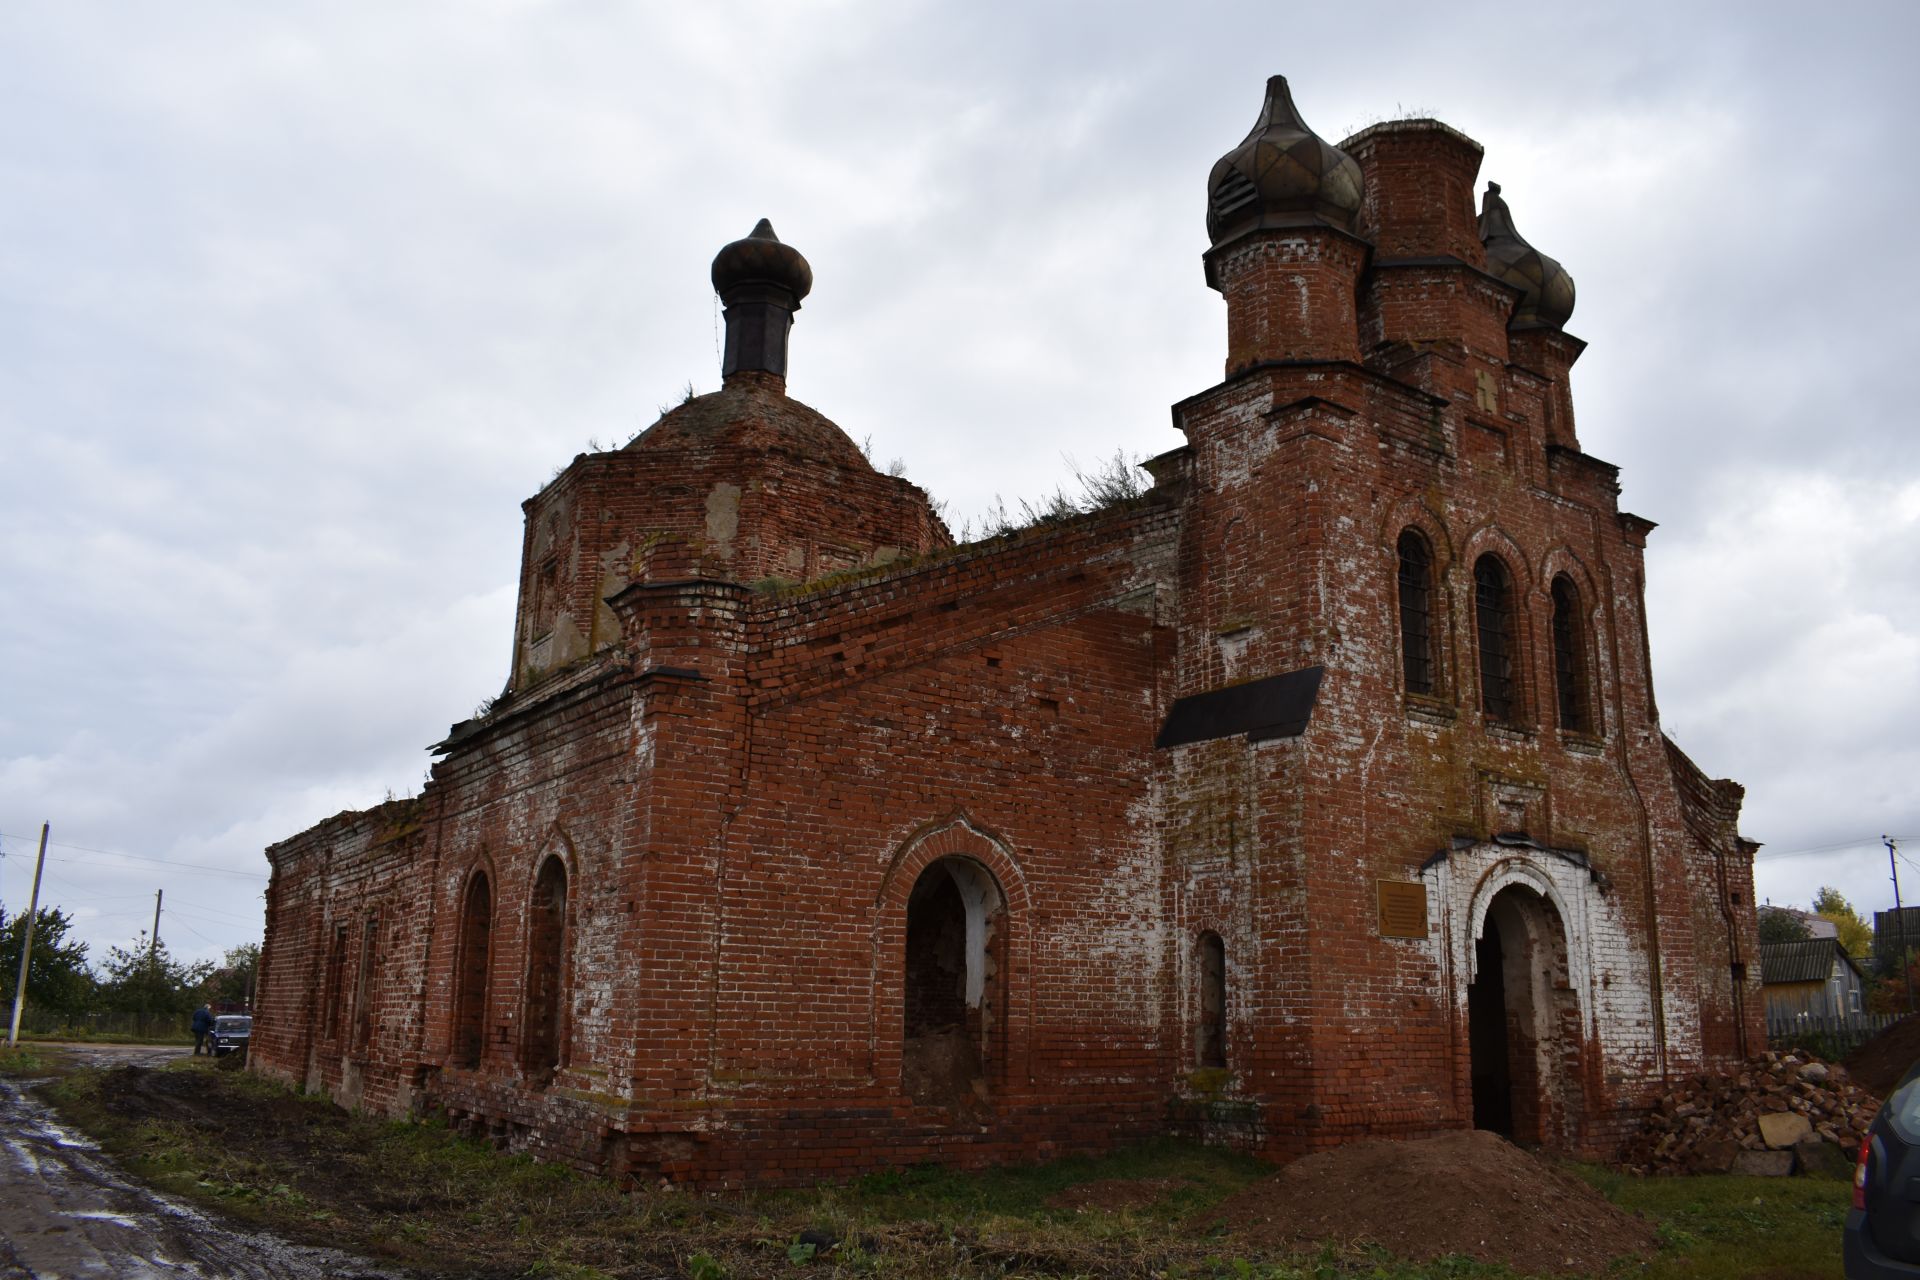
[1214,1130,1657,1277]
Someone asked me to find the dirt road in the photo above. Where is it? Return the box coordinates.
[0,1045,409,1279]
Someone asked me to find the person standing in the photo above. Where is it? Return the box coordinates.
[191,1004,214,1056]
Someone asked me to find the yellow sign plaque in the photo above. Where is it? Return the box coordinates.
[1377,881,1429,939]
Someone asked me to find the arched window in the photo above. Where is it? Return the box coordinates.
[452,871,491,1069]
[1197,932,1227,1068]
[1550,575,1590,733]
[522,857,568,1086]
[322,924,348,1042]
[1396,530,1435,696]
[351,913,378,1053]
[1473,554,1517,722]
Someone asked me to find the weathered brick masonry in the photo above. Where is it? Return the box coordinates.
[254,76,1762,1186]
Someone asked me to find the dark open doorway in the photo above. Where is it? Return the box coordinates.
[1467,883,1584,1148]
[1468,928,1512,1134]
[902,856,1003,1115]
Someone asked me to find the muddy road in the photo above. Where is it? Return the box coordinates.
[0,1046,410,1279]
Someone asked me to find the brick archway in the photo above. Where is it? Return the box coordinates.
[1466,874,1588,1149]
[872,816,1030,1103]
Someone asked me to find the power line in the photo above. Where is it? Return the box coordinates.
[0,831,267,881]
[1754,835,1913,862]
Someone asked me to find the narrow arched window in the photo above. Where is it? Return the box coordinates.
[323,924,348,1042]
[452,871,491,1069]
[351,913,378,1053]
[522,857,568,1086]
[1550,575,1590,733]
[1474,555,1517,722]
[1396,530,1434,696]
[1197,932,1227,1068]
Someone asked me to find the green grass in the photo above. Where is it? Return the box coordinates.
[27,1058,1855,1279]
[1577,1166,1848,1279]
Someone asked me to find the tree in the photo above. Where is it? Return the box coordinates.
[0,905,95,1018]
[95,932,213,1028]
[202,942,260,1009]
[1813,885,1873,961]
[1758,904,1812,945]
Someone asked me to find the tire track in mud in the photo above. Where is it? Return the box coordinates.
[0,1074,411,1279]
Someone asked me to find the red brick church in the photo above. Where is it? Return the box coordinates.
[252,76,1762,1186]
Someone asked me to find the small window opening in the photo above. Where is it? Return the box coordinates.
[1397,530,1435,696]
[1550,575,1589,733]
[1474,555,1517,722]
[1197,932,1227,1068]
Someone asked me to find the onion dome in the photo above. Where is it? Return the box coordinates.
[1206,75,1364,245]
[711,218,813,302]
[710,219,813,381]
[1478,183,1575,330]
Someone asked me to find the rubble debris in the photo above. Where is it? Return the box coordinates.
[1620,1049,1879,1175]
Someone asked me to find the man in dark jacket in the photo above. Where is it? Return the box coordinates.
[191,1004,214,1055]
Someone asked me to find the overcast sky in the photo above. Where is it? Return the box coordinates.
[3,2,1916,974]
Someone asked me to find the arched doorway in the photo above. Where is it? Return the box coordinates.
[902,856,1004,1114]
[1466,883,1584,1147]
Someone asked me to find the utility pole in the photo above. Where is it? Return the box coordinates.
[149,890,162,965]
[7,823,50,1046]
[1891,837,1912,1014]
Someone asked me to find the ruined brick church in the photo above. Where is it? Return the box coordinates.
[253,76,1763,1185]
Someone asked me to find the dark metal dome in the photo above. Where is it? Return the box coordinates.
[711,218,813,301]
[1478,183,1575,330]
[1206,76,1364,245]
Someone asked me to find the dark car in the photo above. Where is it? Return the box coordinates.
[211,1014,252,1057]
[1847,1059,1920,1276]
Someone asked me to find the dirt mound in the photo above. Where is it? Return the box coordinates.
[1214,1130,1656,1277]
[1620,1049,1879,1174]
[1847,1015,1920,1096]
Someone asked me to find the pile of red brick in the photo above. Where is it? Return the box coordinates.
[1620,1050,1880,1176]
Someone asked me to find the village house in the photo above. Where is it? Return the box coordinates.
[1759,938,1870,1026]
[251,76,1763,1187]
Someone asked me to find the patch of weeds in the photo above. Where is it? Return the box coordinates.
[0,1043,51,1076]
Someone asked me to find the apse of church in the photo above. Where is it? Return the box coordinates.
[254,76,1760,1187]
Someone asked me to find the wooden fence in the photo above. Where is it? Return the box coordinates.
[1765,1011,1900,1058]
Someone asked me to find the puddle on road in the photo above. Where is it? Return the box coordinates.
[0,1074,416,1279]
